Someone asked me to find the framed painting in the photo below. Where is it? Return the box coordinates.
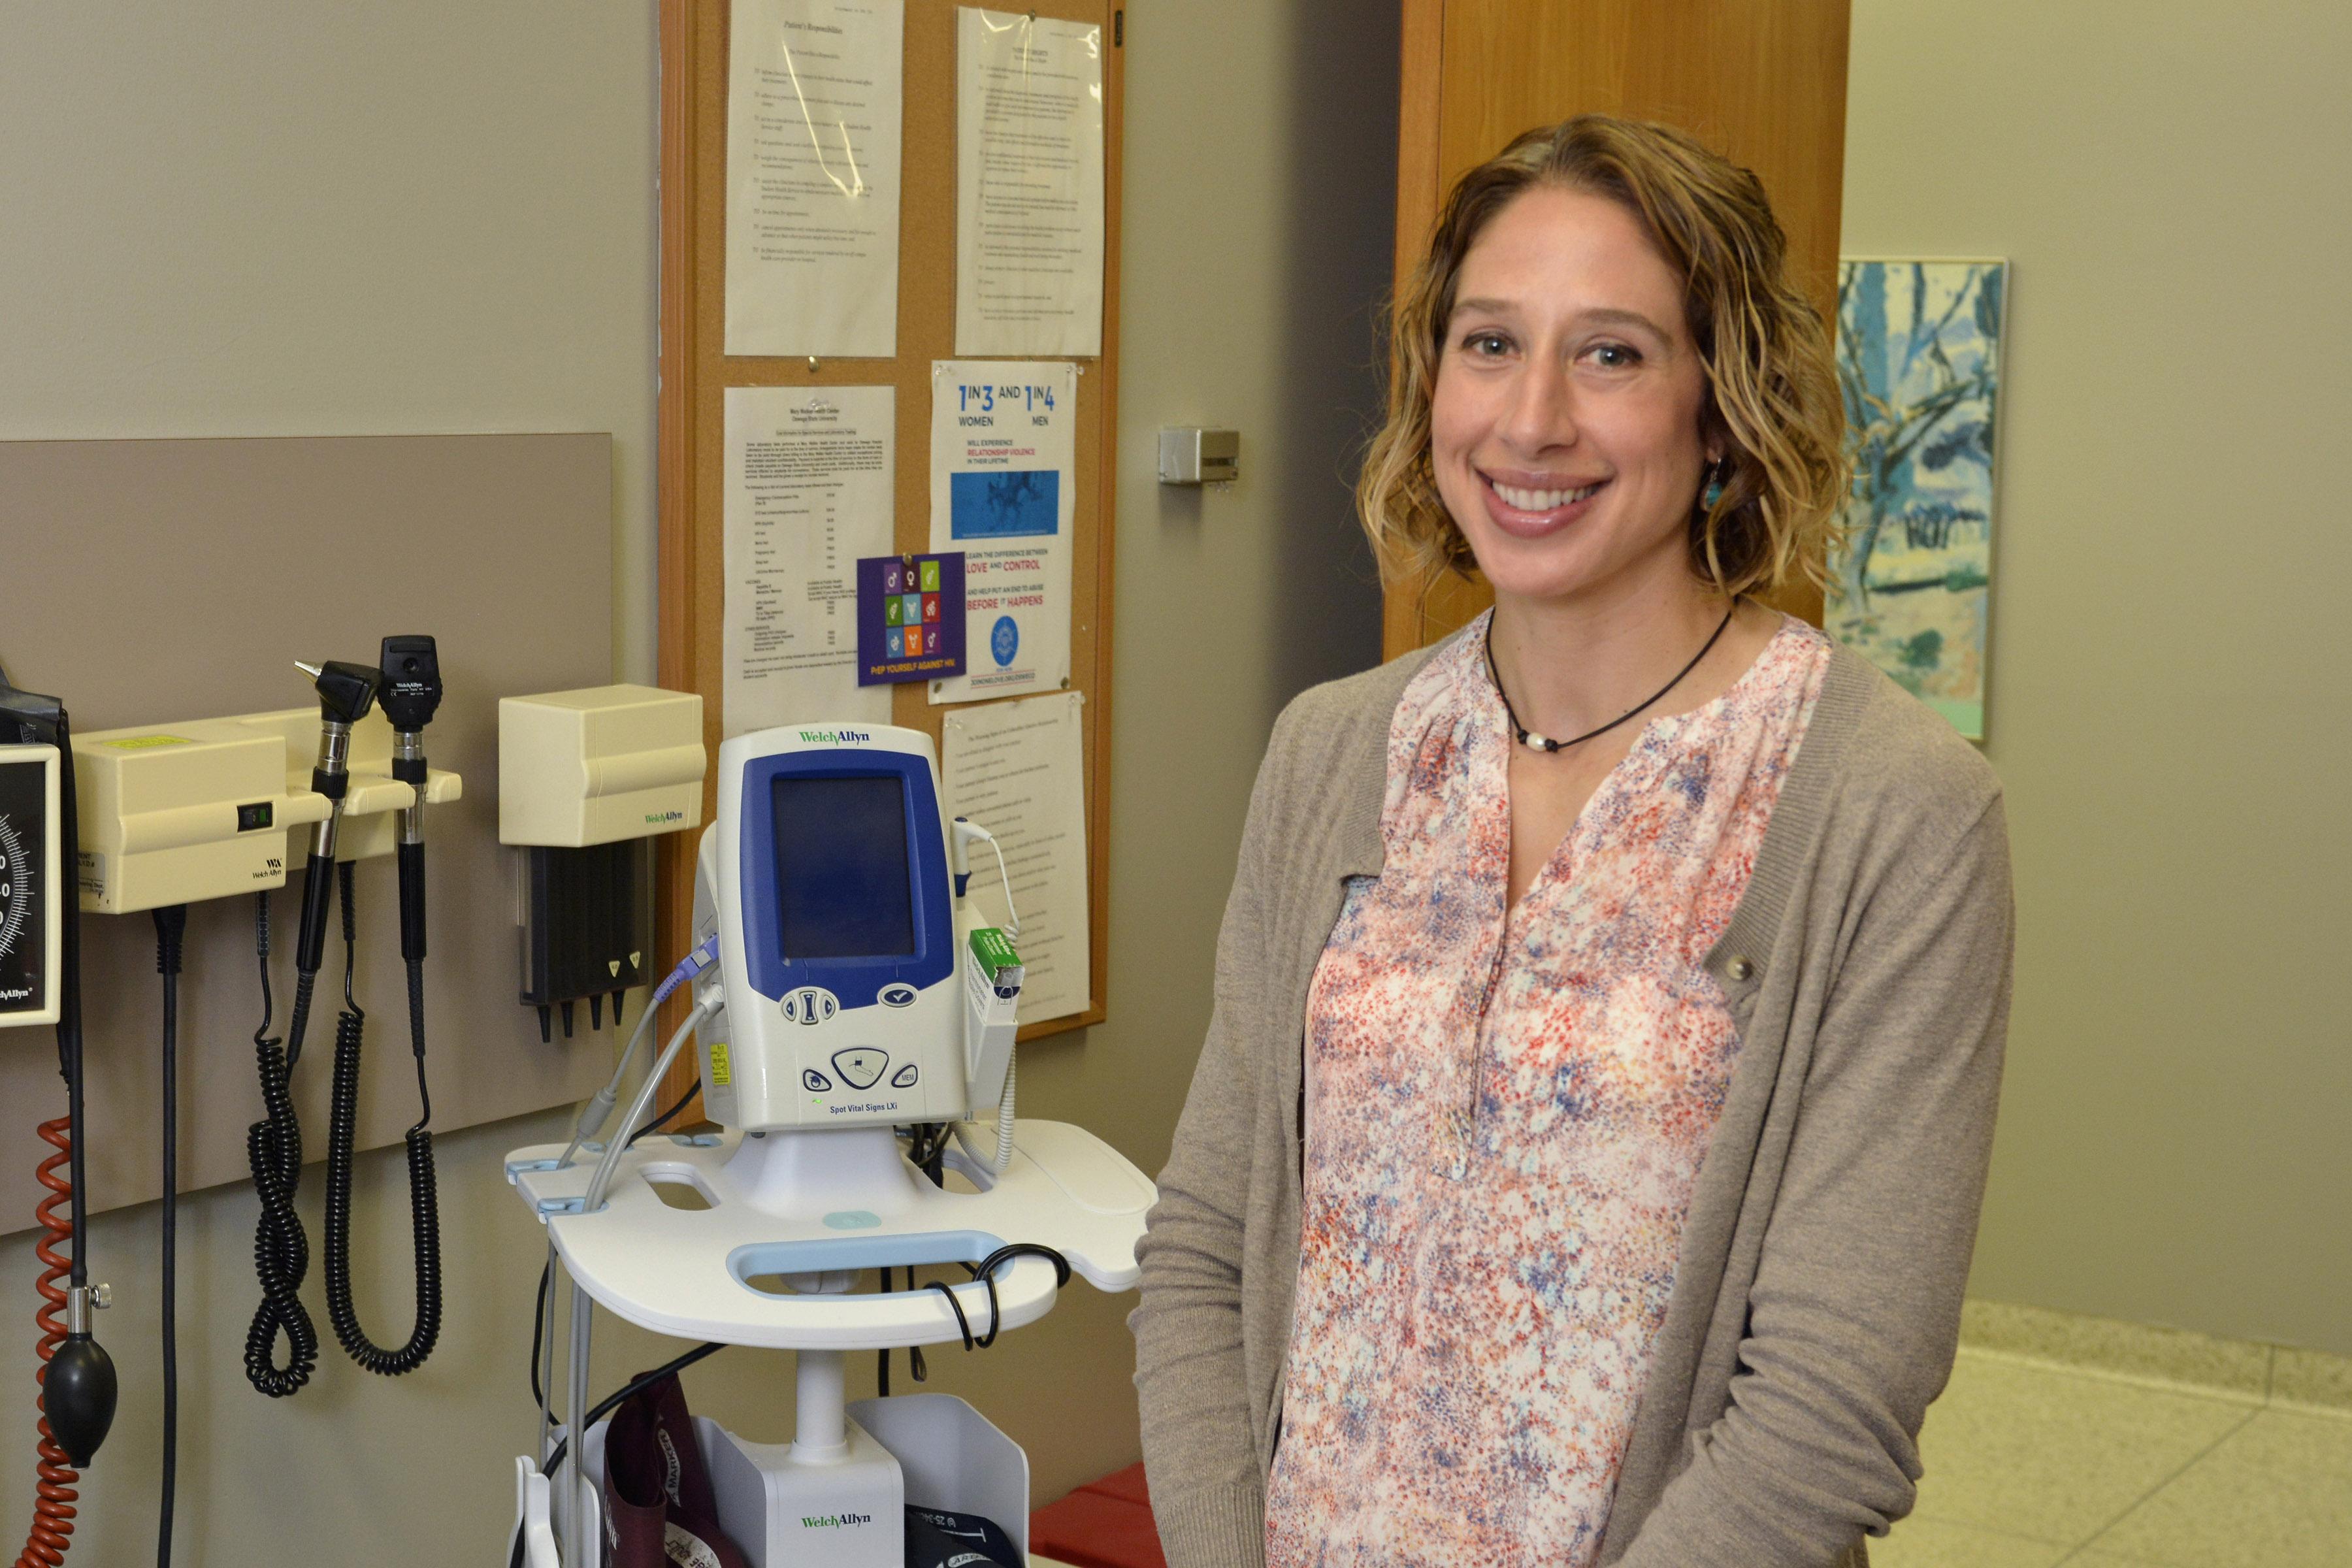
[1829,258,2008,740]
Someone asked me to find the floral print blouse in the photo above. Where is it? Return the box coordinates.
[1264,612,1831,1567]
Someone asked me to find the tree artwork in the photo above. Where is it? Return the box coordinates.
[1827,259,2007,740]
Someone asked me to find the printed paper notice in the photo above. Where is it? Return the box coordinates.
[955,8,1105,357]
[723,385,895,736]
[943,691,1090,1025]
[726,0,905,357]
[928,361,1075,704]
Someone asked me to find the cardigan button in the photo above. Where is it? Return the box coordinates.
[1727,956,1755,981]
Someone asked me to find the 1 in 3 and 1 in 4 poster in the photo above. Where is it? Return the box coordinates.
[928,360,1075,704]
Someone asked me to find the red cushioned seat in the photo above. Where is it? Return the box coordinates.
[1029,1463,1167,1568]
[1081,1463,1152,1508]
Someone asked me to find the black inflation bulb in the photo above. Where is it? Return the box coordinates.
[610,990,626,1033]
[561,1000,574,1039]
[47,1332,117,1467]
[588,993,603,1031]
[536,1004,552,1044]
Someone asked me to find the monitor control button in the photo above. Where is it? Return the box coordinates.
[788,988,836,1026]
[830,1048,889,1090]
[802,1070,833,1092]
[879,984,917,1008]
[782,994,798,1022]
[890,1064,919,1088]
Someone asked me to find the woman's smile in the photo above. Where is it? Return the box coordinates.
[1476,470,1611,537]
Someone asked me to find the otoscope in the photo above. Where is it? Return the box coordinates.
[319,636,444,1376]
[243,657,380,1397]
[0,666,117,1565]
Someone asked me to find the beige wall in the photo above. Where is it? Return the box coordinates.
[0,0,1391,1559]
[0,0,663,680]
[1844,0,2352,1354]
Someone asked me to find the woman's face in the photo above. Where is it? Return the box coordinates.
[1430,184,1715,609]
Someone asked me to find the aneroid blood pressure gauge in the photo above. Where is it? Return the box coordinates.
[0,743,63,1028]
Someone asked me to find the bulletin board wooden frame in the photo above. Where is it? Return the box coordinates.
[654,0,1124,1096]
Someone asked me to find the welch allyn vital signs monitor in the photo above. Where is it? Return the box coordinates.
[695,723,994,1130]
[506,721,1150,1568]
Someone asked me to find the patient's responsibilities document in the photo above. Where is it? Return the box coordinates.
[955,8,1105,357]
[723,385,895,735]
[726,0,905,357]
[927,359,1077,705]
[943,691,1090,1026]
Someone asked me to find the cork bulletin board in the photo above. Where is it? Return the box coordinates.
[653,0,1126,1089]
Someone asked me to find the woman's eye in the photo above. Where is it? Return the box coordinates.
[1587,342,1642,370]
[1460,331,1512,357]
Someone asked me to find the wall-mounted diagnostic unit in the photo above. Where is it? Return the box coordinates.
[68,724,331,914]
[0,743,61,1027]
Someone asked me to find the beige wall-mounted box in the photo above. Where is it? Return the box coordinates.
[498,685,705,848]
[71,723,329,914]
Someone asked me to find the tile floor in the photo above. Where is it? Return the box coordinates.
[1035,1343,2352,1568]
[1875,1347,2352,1567]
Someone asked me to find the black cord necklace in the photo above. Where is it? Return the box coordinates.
[1485,602,1739,754]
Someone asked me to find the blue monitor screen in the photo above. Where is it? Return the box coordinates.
[771,775,915,960]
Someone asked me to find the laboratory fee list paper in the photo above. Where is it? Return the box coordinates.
[956,8,1105,357]
[943,691,1090,1026]
[726,0,906,357]
[723,385,895,736]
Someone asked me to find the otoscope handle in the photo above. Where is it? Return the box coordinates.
[397,841,427,962]
[295,852,338,975]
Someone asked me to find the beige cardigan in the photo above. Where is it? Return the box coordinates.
[1130,634,2013,1568]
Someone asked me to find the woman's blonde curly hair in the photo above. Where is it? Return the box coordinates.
[1359,115,1850,598]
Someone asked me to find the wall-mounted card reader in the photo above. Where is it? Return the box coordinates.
[1158,427,1241,486]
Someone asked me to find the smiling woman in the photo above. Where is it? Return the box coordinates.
[1133,114,2016,1568]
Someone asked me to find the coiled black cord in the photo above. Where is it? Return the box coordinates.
[322,861,443,1376]
[244,891,318,1397]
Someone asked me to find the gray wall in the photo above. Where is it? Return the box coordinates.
[0,0,1390,1560]
[1844,0,2352,1354]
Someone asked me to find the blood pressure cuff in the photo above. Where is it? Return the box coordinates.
[906,1504,1022,1568]
[602,1371,751,1568]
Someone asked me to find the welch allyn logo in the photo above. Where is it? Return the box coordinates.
[796,729,872,745]
[643,809,685,825]
[800,1512,875,1529]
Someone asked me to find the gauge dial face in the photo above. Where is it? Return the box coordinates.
[0,757,49,1017]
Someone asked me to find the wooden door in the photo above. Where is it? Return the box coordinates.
[1385,0,1853,659]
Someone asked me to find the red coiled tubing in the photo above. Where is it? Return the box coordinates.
[14,1116,78,1568]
